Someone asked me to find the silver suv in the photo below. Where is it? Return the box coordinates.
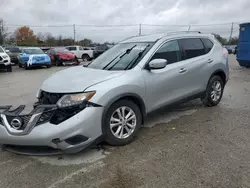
[0,32,229,154]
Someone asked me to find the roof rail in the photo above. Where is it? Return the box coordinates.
[165,31,202,35]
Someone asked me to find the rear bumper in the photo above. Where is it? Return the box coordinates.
[0,105,104,154]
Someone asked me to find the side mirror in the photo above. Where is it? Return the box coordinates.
[148,59,167,70]
[5,50,10,53]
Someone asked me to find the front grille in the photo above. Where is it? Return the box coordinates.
[39,91,64,105]
[6,115,32,130]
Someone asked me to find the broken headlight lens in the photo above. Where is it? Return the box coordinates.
[57,91,96,108]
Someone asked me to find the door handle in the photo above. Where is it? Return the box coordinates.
[179,68,187,73]
[207,59,213,63]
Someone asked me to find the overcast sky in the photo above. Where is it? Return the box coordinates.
[1,0,247,42]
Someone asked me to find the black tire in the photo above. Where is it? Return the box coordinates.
[24,63,28,70]
[201,75,224,107]
[82,54,90,62]
[6,65,12,72]
[18,63,22,68]
[46,65,51,68]
[104,100,142,146]
[55,59,61,66]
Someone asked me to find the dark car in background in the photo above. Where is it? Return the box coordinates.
[5,46,22,65]
[40,47,51,54]
[47,47,79,66]
[93,44,109,58]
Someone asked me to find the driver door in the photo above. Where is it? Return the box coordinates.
[143,39,189,112]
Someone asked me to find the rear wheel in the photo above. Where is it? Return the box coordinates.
[82,54,90,62]
[201,75,224,107]
[46,65,51,68]
[104,100,142,146]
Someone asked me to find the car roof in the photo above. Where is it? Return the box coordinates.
[22,47,41,49]
[121,31,213,43]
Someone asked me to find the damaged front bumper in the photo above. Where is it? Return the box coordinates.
[0,103,104,155]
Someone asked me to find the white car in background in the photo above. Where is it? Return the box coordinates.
[0,46,12,72]
[65,45,93,62]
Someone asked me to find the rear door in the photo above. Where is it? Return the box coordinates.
[66,46,79,58]
[178,38,212,95]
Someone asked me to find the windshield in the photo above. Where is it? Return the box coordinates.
[23,48,44,54]
[88,42,154,70]
[0,47,4,53]
[5,47,21,53]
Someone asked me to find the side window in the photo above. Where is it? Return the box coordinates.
[151,40,181,64]
[201,38,214,53]
[79,46,83,50]
[179,38,206,60]
[67,47,77,51]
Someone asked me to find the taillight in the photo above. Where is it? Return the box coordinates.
[223,47,228,57]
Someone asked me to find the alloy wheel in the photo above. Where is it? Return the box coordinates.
[211,80,222,102]
[110,106,137,139]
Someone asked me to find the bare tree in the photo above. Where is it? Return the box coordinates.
[0,18,8,45]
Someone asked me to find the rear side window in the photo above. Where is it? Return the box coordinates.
[201,38,214,53]
[151,40,181,64]
[179,38,206,60]
[67,47,77,51]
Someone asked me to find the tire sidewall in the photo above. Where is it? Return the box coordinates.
[103,100,142,146]
[82,54,90,62]
[205,76,224,106]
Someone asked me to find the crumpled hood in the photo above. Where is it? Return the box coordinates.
[41,67,124,93]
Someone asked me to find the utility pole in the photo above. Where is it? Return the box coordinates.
[139,24,142,36]
[73,24,76,44]
[229,22,234,44]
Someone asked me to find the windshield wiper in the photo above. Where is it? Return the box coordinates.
[125,44,150,70]
[103,45,137,70]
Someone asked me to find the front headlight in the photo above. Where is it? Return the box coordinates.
[2,55,9,59]
[57,91,96,108]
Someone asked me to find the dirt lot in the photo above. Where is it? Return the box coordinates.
[0,55,250,188]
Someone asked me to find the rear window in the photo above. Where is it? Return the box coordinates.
[179,38,206,60]
[201,38,214,53]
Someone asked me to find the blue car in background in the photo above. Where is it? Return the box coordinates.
[18,47,51,69]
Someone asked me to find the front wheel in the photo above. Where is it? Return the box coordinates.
[201,75,224,107]
[82,54,90,62]
[46,65,51,68]
[6,65,12,72]
[104,100,142,146]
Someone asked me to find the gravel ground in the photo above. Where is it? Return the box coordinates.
[0,55,250,188]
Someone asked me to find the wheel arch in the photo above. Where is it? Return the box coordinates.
[101,93,146,134]
[210,69,227,85]
[82,53,90,58]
